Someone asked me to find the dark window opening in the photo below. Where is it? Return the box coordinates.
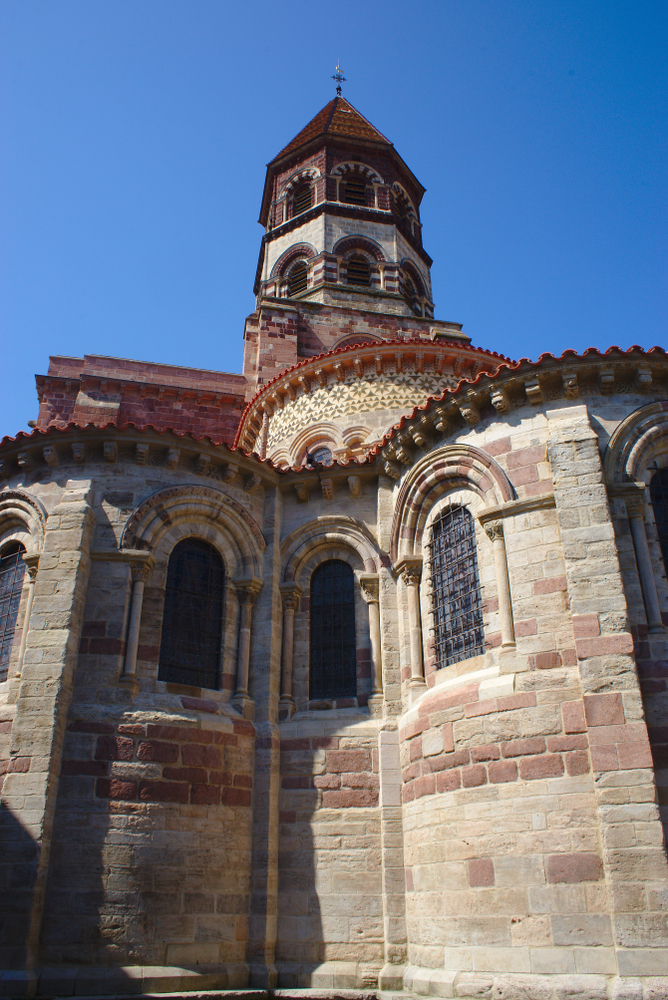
[0,543,26,682]
[158,538,224,689]
[292,183,313,216]
[310,560,356,701]
[429,505,485,668]
[400,272,421,315]
[287,260,308,296]
[346,255,371,287]
[308,446,333,465]
[342,177,367,206]
[650,468,668,579]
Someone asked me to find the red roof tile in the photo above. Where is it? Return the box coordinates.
[270,97,392,162]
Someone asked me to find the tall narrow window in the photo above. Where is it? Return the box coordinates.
[0,543,26,682]
[310,560,356,700]
[650,468,668,578]
[292,183,312,216]
[287,260,308,297]
[342,176,367,206]
[159,538,224,689]
[429,505,484,668]
[346,255,371,287]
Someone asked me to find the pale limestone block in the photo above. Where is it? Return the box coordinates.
[491,972,553,998]
[573,947,618,975]
[552,974,609,1000]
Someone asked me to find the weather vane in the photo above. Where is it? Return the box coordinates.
[332,62,346,97]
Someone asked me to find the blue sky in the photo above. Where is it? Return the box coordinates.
[1,0,666,439]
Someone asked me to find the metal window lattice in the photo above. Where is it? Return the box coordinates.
[650,468,668,579]
[158,538,224,689]
[310,560,356,701]
[0,545,26,682]
[429,505,485,668]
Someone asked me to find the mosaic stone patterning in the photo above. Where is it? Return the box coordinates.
[266,366,458,452]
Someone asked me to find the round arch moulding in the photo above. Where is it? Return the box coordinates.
[0,487,47,553]
[332,236,386,262]
[281,515,382,583]
[270,242,319,279]
[603,400,668,484]
[121,484,266,579]
[390,444,515,564]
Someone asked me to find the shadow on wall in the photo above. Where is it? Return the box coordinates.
[0,805,41,977]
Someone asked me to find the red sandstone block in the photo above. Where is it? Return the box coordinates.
[137,643,159,662]
[443,723,454,753]
[190,784,221,805]
[485,437,511,457]
[222,787,252,807]
[137,741,179,764]
[562,700,587,734]
[310,737,340,749]
[561,647,577,666]
[61,759,108,776]
[414,774,436,798]
[89,637,123,655]
[214,732,238,746]
[68,721,114,735]
[147,723,193,742]
[547,852,603,883]
[139,780,189,804]
[532,652,562,670]
[326,749,371,773]
[427,749,470,772]
[409,737,423,761]
[469,858,494,887]
[181,696,219,714]
[279,811,296,823]
[402,783,415,803]
[181,744,222,769]
[96,778,137,801]
[508,445,545,468]
[498,692,537,711]
[462,765,487,788]
[465,699,496,718]
[418,684,479,717]
[583,693,625,727]
[0,721,12,734]
[208,770,233,785]
[515,618,538,637]
[533,576,567,595]
[489,760,518,783]
[95,736,134,762]
[571,614,600,638]
[117,724,146,735]
[281,776,309,789]
[471,743,501,762]
[590,744,619,771]
[8,757,30,773]
[402,763,421,782]
[313,774,340,789]
[280,739,310,751]
[162,766,206,783]
[436,770,462,793]
[234,774,253,788]
[321,787,378,808]
[400,717,429,740]
[566,751,591,776]
[576,634,634,658]
[547,735,588,752]
[511,466,539,486]
[233,719,255,737]
[617,741,653,769]
[524,480,554,497]
[588,723,647,745]
[519,753,564,781]
[502,737,546,758]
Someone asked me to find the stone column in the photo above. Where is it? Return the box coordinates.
[259,409,269,461]
[232,578,263,715]
[397,558,425,689]
[14,554,39,679]
[119,558,152,694]
[360,574,383,706]
[484,519,516,648]
[278,582,302,718]
[626,496,666,634]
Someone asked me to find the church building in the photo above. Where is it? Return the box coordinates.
[1,95,668,1000]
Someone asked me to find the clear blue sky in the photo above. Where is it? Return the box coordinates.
[1,0,666,439]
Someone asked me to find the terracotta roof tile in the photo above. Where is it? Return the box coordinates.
[270,97,392,162]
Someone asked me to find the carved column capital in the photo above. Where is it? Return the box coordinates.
[233,577,263,606]
[359,573,380,605]
[484,520,504,542]
[395,558,423,588]
[22,553,40,581]
[625,497,645,520]
[280,582,302,612]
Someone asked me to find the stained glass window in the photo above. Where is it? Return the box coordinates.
[429,505,485,668]
[0,544,26,682]
[158,538,224,689]
[310,560,356,701]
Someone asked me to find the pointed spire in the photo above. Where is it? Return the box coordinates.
[269,97,393,164]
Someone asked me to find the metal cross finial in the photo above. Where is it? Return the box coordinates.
[332,62,346,97]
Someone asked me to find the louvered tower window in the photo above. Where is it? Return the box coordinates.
[429,506,485,668]
[401,273,420,314]
[287,260,308,296]
[158,538,224,689]
[346,255,371,287]
[650,468,668,579]
[342,176,367,206]
[292,183,312,216]
[310,560,356,700]
[0,543,26,682]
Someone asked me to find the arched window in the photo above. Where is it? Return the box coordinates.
[287,260,308,297]
[306,446,333,466]
[346,255,371,287]
[292,183,313,217]
[400,272,421,315]
[0,543,26,682]
[310,560,356,701]
[650,468,668,578]
[341,176,367,206]
[429,506,484,668]
[158,538,224,690]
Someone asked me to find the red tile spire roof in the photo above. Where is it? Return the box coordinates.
[270,97,393,163]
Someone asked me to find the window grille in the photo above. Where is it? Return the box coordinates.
[158,538,224,689]
[310,560,356,700]
[342,177,367,206]
[287,260,308,296]
[292,183,312,216]
[346,255,371,287]
[0,544,26,682]
[650,468,668,578]
[310,446,332,465]
[429,505,485,668]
